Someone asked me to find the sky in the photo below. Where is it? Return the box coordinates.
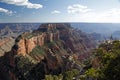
[0,0,120,23]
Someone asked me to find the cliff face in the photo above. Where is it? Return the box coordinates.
[16,31,59,56]
[0,23,96,80]
[17,33,45,55]
[16,23,95,56]
[0,38,14,56]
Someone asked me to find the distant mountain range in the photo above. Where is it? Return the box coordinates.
[112,31,120,39]
[1,23,120,40]
[0,23,40,30]
[71,23,120,40]
[0,23,40,39]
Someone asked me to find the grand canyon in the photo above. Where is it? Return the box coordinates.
[1,0,120,80]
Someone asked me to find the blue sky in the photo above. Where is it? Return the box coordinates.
[0,0,120,23]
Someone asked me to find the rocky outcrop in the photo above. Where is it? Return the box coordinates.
[16,23,95,56]
[0,38,15,56]
[17,34,45,56]
[17,31,59,56]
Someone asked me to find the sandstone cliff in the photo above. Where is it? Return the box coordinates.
[16,23,95,56]
[0,38,14,56]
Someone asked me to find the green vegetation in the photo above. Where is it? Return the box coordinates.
[45,74,63,80]
[45,69,79,80]
[46,40,67,54]
[27,34,33,39]
[82,40,120,80]
[45,41,56,48]
[15,35,22,42]
[30,46,45,57]
[24,32,37,39]
[24,32,43,39]
[15,40,120,80]
[63,69,79,80]
[85,68,99,79]
[15,55,34,80]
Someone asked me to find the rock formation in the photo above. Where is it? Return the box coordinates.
[0,23,96,80]
[0,37,15,56]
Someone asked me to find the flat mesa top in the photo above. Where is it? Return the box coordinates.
[37,23,72,32]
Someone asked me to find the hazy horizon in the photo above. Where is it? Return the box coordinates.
[1,21,120,24]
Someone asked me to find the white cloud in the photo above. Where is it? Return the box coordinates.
[0,0,43,9]
[103,8,120,17]
[71,8,120,23]
[0,7,13,15]
[90,8,120,22]
[67,4,92,14]
[51,10,61,14]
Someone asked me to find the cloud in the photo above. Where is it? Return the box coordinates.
[67,4,92,14]
[0,7,13,15]
[0,0,43,9]
[51,10,61,14]
[71,8,120,23]
[104,8,120,16]
[89,8,120,22]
